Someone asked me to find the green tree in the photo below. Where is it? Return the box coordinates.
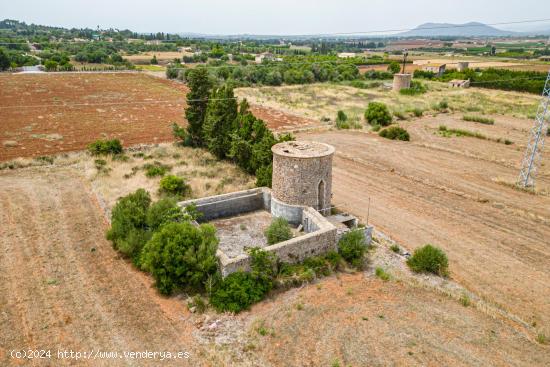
[0,48,10,71]
[365,102,393,126]
[185,68,213,147]
[106,189,152,263]
[140,222,219,295]
[150,55,158,64]
[203,84,238,159]
[44,60,58,71]
[387,61,401,74]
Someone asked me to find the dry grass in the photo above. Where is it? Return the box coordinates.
[236,82,540,124]
[0,142,255,214]
[87,144,255,213]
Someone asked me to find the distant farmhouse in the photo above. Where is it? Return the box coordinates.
[449,79,470,88]
[423,63,447,77]
[255,52,282,64]
[337,52,356,58]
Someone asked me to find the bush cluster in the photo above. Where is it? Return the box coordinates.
[88,139,123,156]
[265,217,293,245]
[107,190,211,294]
[399,80,427,96]
[337,229,368,267]
[211,248,276,313]
[406,244,449,276]
[379,126,410,141]
[364,102,392,126]
[143,162,171,177]
[141,222,218,295]
[159,175,192,198]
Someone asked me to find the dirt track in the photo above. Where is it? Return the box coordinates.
[301,120,550,334]
[0,169,202,366]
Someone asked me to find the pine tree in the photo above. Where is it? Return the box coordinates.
[203,85,238,159]
[185,68,213,147]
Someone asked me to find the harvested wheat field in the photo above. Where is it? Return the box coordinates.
[300,121,550,342]
[0,73,188,161]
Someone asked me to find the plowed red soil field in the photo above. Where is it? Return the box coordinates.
[0,73,188,161]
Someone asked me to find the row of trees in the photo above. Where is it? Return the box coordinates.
[413,68,547,95]
[176,68,293,186]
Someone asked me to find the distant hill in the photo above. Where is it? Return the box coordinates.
[398,22,519,37]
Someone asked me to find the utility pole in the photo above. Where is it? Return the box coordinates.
[517,70,550,188]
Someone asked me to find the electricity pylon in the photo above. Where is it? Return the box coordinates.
[517,70,550,188]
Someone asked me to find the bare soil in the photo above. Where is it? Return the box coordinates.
[0,73,188,162]
[300,119,550,337]
[0,168,203,366]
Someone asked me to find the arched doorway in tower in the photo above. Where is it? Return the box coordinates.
[318,180,326,214]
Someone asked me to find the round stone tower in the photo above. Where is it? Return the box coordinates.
[271,141,335,223]
[392,73,412,91]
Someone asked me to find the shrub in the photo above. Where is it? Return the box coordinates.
[337,229,367,267]
[249,247,278,282]
[88,139,123,156]
[210,271,271,313]
[375,267,390,281]
[537,333,548,345]
[463,115,495,125]
[106,189,152,263]
[459,294,471,307]
[406,244,449,276]
[146,197,186,231]
[371,124,381,132]
[159,175,192,198]
[410,108,424,117]
[437,101,449,111]
[390,244,400,253]
[336,110,348,122]
[365,102,392,126]
[379,126,410,141]
[265,217,293,245]
[143,162,171,177]
[399,80,427,96]
[140,222,219,295]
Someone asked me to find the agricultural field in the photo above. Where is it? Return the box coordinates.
[1,143,549,366]
[124,51,192,64]
[298,115,550,341]
[0,73,188,161]
[2,71,549,366]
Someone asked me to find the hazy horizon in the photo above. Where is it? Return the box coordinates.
[2,0,550,35]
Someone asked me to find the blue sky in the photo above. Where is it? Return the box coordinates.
[2,0,550,35]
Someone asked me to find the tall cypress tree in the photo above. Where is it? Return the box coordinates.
[185,68,213,147]
[203,85,238,159]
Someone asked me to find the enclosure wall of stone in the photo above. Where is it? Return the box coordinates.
[271,141,335,215]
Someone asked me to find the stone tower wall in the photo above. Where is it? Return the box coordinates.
[271,142,334,213]
[392,73,412,91]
